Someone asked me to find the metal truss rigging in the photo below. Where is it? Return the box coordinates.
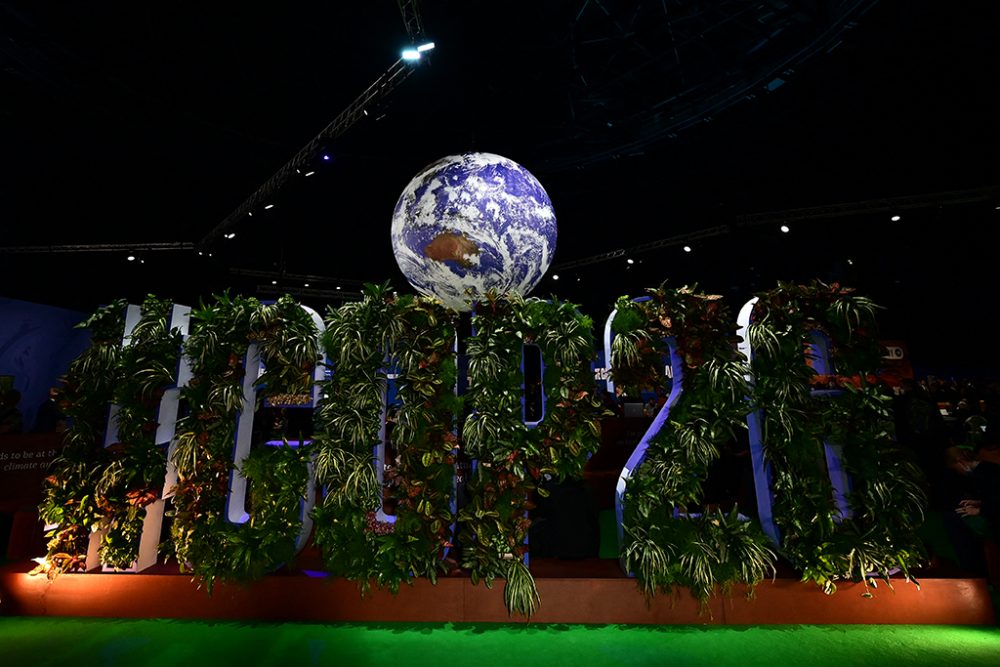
[541,0,879,171]
[196,2,429,252]
[735,186,1000,226]
[397,0,426,42]
[0,242,194,254]
[553,225,730,271]
[552,184,999,270]
[195,59,417,252]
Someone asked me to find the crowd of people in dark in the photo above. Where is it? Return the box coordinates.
[892,377,1000,585]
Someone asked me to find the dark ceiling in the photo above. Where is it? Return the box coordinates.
[2,1,999,375]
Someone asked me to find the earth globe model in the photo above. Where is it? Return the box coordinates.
[391,152,557,311]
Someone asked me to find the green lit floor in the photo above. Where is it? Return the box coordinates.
[2,618,999,667]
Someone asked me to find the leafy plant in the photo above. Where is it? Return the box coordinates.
[312,283,462,595]
[93,295,181,568]
[169,293,318,592]
[613,283,775,607]
[460,291,606,617]
[747,280,926,595]
[35,300,128,578]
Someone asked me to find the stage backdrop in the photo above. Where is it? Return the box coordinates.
[0,297,90,432]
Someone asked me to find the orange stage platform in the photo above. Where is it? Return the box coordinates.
[1,560,993,625]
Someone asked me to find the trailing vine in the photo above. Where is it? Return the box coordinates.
[312,282,401,590]
[612,284,775,606]
[312,283,460,594]
[36,300,127,578]
[169,294,318,592]
[746,280,926,594]
[389,296,461,583]
[460,291,605,617]
[95,295,181,568]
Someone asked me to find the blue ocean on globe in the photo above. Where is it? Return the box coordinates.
[391,152,557,311]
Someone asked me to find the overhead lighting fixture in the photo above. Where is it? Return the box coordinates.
[271,280,278,285]
[402,42,435,62]
[552,274,560,281]
[891,215,901,221]
[304,283,310,287]
[322,155,330,161]
[224,232,236,239]
[847,259,854,265]
[780,225,790,233]
[126,254,136,262]
[248,211,253,217]
[402,42,435,61]
[626,258,634,265]
[198,251,203,256]
[264,204,275,210]
[683,245,692,253]
[336,286,341,290]
[305,171,315,177]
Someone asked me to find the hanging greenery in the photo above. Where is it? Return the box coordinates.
[746,280,926,595]
[612,283,775,606]
[168,294,318,593]
[312,283,461,594]
[460,291,605,617]
[389,296,461,583]
[94,295,182,568]
[311,282,401,590]
[35,300,128,578]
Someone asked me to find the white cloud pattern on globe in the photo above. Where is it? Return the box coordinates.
[391,152,557,311]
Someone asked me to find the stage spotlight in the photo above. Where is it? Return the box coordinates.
[225,232,236,239]
[336,286,341,290]
[780,225,790,233]
[304,283,310,287]
[402,42,435,61]
[198,251,204,256]
[305,171,315,177]
[847,259,854,265]
[271,280,277,285]
[322,155,330,161]
[891,215,901,221]
[264,204,275,210]
[126,254,136,262]
[627,258,634,265]
[552,274,560,280]
[683,245,692,253]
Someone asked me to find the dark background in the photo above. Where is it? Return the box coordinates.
[2,1,998,376]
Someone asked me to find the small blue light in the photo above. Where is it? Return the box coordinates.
[322,154,330,161]
[265,439,312,448]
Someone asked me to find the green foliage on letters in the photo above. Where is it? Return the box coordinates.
[613,283,775,607]
[747,280,926,595]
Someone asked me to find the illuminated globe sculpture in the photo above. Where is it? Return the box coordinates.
[391,152,557,311]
